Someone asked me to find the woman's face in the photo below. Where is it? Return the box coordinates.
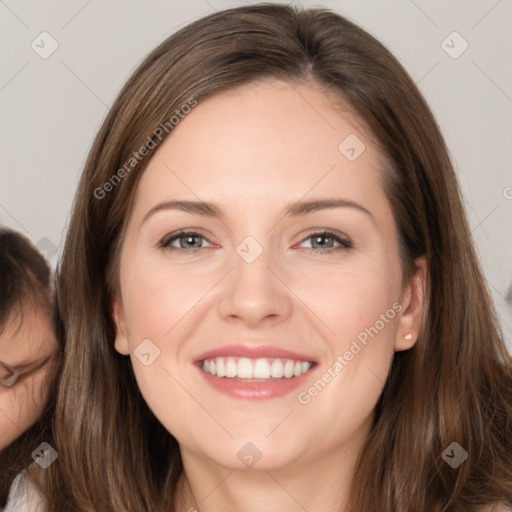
[0,299,56,450]
[113,79,425,471]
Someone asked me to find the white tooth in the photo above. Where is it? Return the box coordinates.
[293,361,302,377]
[209,360,216,375]
[301,361,310,374]
[237,357,253,379]
[270,359,284,378]
[203,360,210,373]
[253,358,271,379]
[225,357,237,378]
[216,358,226,377]
[284,360,294,378]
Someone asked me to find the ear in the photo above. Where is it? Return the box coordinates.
[395,256,427,352]
[111,294,130,355]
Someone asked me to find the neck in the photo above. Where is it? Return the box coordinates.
[174,417,372,512]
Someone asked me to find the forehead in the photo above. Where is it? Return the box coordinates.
[132,79,389,225]
[0,299,55,364]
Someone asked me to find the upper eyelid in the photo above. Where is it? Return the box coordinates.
[1,359,41,373]
[0,362,19,388]
[0,361,15,372]
[0,354,53,387]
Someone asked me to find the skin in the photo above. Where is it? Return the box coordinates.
[0,297,56,450]
[112,78,426,512]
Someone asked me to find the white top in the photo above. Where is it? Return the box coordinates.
[2,470,511,512]
[3,469,46,512]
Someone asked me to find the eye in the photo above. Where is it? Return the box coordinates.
[0,362,17,388]
[0,355,53,388]
[159,231,214,252]
[297,230,353,253]
[158,229,353,254]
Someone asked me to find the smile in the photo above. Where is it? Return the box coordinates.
[201,356,313,380]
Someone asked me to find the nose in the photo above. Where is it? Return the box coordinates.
[217,240,293,328]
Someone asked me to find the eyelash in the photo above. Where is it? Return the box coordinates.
[159,229,353,254]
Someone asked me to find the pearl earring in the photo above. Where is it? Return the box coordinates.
[404,333,412,340]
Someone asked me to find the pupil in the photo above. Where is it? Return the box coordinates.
[182,235,201,248]
[313,235,331,248]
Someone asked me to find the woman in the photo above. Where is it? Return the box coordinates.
[0,228,58,510]
[36,3,512,511]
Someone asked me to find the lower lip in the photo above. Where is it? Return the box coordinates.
[196,364,317,400]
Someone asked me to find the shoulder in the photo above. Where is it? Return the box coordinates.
[3,468,47,512]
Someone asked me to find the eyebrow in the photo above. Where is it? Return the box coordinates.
[142,198,375,225]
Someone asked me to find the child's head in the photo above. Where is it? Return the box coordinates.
[0,228,57,450]
[51,4,511,511]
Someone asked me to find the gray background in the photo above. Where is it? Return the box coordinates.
[1,0,511,350]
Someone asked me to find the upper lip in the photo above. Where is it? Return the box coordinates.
[194,344,317,364]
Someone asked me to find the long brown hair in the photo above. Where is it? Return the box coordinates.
[47,4,512,511]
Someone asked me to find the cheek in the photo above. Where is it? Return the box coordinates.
[122,259,211,343]
[0,390,22,449]
[293,265,399,421]
[293,258,400,344]
[0,373,49,448]
[120,265,207,435]
[334,272,399,385]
